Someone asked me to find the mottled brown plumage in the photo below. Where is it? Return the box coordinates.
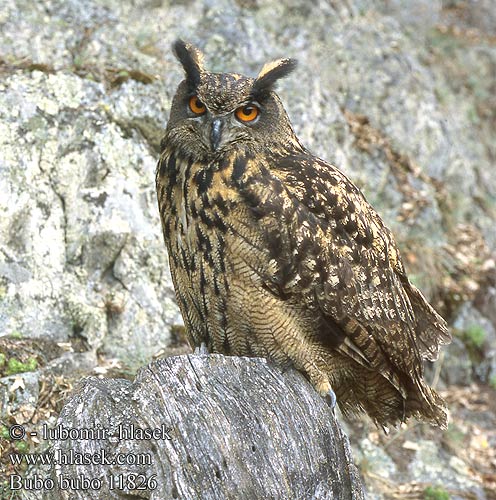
[156,40,451,429]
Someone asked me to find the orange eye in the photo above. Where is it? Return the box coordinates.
[189,95,206,115]
[235,104,259,123]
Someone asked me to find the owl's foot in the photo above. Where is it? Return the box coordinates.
[194,342,209,355]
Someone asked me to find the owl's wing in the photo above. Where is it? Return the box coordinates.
[234,153,451,378]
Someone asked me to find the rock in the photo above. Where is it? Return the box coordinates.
[41,351,98,378]
[440,337,473,387]
[451,303,496,384]
[408,440,485,500]
[475,285,496,384]
[45,355,364,499]
[1,0,495,369]
[356,438,397,480]
[0,371,39,423]
[439,0,496,37]
[376,0,442,32]
[353,437,398,498]
[0,262,32,284]
[0,69,180,368]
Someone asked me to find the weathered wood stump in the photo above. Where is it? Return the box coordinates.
[46,355,364,499]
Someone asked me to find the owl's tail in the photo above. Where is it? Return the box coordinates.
[403,277,452,361]
[405,373,449,429]
[329,354,449,430]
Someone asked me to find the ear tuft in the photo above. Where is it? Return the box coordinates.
[251,58,297,99]
[173,39,205,89]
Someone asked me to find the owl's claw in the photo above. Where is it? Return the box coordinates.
[194,342,209,355]
[326,388,337,410]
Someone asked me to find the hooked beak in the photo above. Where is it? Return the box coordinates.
[210,118,224,151]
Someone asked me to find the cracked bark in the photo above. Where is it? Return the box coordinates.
[43,355,365,500]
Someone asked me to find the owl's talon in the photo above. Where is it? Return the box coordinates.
[194,342,209,355]
[326,388,337,410]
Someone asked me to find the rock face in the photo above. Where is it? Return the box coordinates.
[45,355,364,500]
[0,51,181,367]
[1,0,495,498]
[1,0,495,369]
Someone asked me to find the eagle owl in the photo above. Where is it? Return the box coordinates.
[156,40,451,429]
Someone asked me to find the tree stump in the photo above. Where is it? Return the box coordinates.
[45,355,364,499]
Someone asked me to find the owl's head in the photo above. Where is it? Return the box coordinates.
[164,40,299,161]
